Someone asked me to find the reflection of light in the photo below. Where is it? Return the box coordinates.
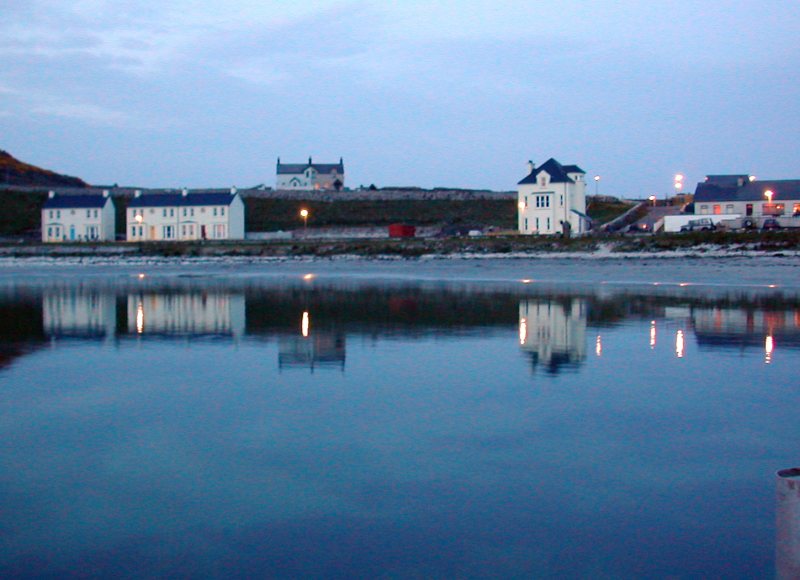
[676,329,685,358]
[766,335,774,364]
[301,311,310,338]
[650,320,656,349]
[768,284,778,289]
[519,318,527,345]
[303,273,315,281]
[595,335,602,357]
[679,282,690,287]
[521,279,532,284]
[138,273,145,279]
[136,301,144,334]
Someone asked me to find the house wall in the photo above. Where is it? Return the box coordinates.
[695,200,800,218]
[277,170,344,190]
[517,174,586,236]
[41,200,115,242]
[127,195,243,241]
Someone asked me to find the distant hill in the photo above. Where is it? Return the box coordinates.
[0,150,88,187]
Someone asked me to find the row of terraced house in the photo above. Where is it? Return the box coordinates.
[42,188,245,243]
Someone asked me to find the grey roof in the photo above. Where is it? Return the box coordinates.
[277,157,344,175]
[694,179,800,203]
[44,194,111,209]
[518,158,577,185]
[128,192,238,208]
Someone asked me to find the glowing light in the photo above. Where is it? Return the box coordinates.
[303,273,315,281]
[765,335,774,364]
[765,190,774,203]
[138,273,145,279]
[521,279,532,284]
[768,284,778,289]
[594,175,601,182]
[679,282,690,287]
[136,301,144,334]
[674,173,684,182]
[650,320,656,349]
[676,329,685,358]
[595,335,603,357]
[135,214,143,223]
[749,175,756,182]
[300,209,309,218]
[518,201,526,210]
[519,318,527,345]
[301,311,310,338]
[674,182,683,190]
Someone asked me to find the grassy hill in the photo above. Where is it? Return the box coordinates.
[0,150,87,188]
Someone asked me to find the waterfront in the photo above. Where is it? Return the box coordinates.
[1,259,799,577]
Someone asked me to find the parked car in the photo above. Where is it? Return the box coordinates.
[627,223,650,234]
[762,218,782,231]
[680,218,716,232]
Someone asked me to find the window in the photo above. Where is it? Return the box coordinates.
[49,210,53,219]
[524,218,528,230]
[221,207,225,216]
[131,226,136,238]
[190,208,195,217]
[183,208,187,217]
[560,195,564,206]
[699,205,709,215]
[535,195,551,208]
[539,176,547,186]
[163,209,167,217]
[56,210,61,218]
[150,209,155,214]
[546,218,551,230]
[535,218,539,230]
[94,210,98,218]
[794,203,800,216]
[170,208,174,217]
[213,207,218,216]
[163,225,174,239]
[713,205,721,215]
[726,204,734,213]
[71,210,75,215]
[48,227,52,237]
[87,210,91,218]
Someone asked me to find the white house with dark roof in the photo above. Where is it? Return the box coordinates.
[693,175,800,222]
[126,189,245,241]
[42,191,115,242]
[517,158,588,236]
[276,157,345,190]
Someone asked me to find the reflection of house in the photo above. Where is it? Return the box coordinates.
[519,299,587,373]
[517,158,588,236]
[692,307,800,349]
[276,157,345,191]
[278,333,346,371]
[42,191,116,242]
[126,189,245,241]
[128,293,245,338]
[693,175,800,221]
[43,290,116,338]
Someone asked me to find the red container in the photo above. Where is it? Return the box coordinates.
[389,224,416,238]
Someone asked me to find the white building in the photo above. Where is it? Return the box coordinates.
[276,157,345,190]
[126,189,245,241]
[693,174,800,225]
[41,191,115,242]
[517,158,588,236]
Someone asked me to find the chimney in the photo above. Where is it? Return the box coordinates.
[527,160,535,174]
[102,189,109,198]
[308,156,312,165]
[48,190,55,199]
[230,186,237,195]
[134,189,141,198]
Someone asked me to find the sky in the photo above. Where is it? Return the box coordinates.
[1,1,799,196]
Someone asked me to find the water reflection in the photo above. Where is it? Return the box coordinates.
[0,279,797,372]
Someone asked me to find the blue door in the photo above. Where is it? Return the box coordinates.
[69,226,75,240]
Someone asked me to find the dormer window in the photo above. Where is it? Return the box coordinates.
[539,176,547,187]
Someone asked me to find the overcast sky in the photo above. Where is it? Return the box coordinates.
[1,1,799,195]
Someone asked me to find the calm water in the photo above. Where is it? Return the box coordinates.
[1,260,799,578]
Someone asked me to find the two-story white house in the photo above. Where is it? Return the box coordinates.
[517,158,588,236]
[276,157,345,190]
[126,189,245,241]
[42,191,116,242]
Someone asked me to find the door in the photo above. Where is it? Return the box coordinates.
[746,204,753,216]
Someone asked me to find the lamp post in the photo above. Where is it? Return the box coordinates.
[673,173,684,203]
[765,190,774,216]
[649,195,656,207]
[594,175,600,197]
[300,208,309,231]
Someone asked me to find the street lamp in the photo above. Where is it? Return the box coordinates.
[765,189,774,203]
[300,208,309,231]
[673,173,684,203]
[594,175,600,196]
[648,195,656,207]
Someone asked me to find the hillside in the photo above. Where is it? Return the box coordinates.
[0,150,87,187]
